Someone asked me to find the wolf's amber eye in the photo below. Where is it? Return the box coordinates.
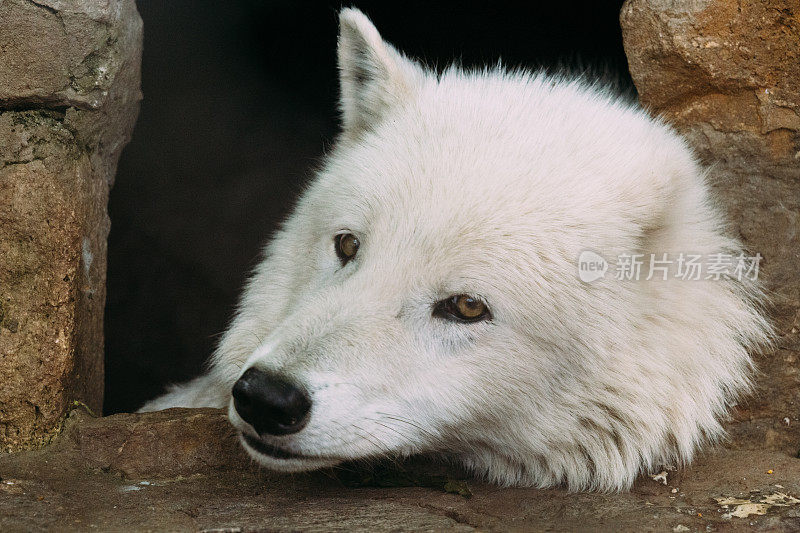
[335,233,359,264]
[434,295,491,323]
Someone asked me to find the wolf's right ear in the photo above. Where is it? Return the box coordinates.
[337,8,424,137]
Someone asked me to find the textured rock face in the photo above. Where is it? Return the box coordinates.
[621,1,800,477]
[620,0,800,324]
[0,0,142,451]
[620,0,799,176]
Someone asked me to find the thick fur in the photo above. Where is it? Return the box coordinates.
[139,9,772,491]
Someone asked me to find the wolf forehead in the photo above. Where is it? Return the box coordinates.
[329,74,684,191]
[301,72,690,271]
[310,59,691,240]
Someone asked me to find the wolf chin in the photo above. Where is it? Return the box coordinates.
[140,8,772,491]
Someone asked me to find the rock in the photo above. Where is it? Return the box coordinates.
[620,0,800,176]
[620,0,800,328]
[620,1,800,481]
[62,408,252,478]
[0,0,142,451]
[1,407,800,531]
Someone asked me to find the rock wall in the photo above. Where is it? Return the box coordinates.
[0,0,142,451]
[620,0,800,326]
[621,0,800,455]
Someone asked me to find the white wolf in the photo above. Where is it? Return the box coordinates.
[140,8,772,491]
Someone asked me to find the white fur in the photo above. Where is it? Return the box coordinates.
[139,8,772,491]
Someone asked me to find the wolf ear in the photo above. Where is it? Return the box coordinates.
[337,8,424,136]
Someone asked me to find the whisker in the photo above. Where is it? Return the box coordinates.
[376,412,441,442]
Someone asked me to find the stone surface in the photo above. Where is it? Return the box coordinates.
[0,0,142,451]
[620,0,800,176]
[1,407,800,532]
[620,0,800,326]
[619,9,800,529]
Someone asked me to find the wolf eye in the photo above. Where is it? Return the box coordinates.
[434,295,491,323]
[335,233,359,264]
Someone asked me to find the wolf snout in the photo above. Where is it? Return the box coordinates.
[232,368,311,436]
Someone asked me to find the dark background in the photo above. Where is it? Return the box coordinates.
[105,0,631,414]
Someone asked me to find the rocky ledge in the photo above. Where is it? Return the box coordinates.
[1,398,799,532]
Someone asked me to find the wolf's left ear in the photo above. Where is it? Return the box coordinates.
[337,8,424,136]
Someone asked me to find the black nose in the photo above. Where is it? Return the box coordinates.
[232,368,312,436]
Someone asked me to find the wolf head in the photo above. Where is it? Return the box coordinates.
[213,9,771,490]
